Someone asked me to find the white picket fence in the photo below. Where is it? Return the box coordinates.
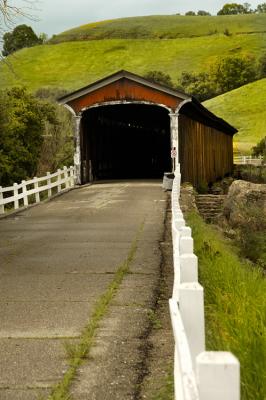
[0,166,75,214]
[234,155,263,165]
[169,165,240,400]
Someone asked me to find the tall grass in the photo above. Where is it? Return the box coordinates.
[186,212,266,400]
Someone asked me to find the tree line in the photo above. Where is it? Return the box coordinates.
[145,52,266,102]
[183,2,266,16]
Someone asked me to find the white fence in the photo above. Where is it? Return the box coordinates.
[0,166,75,214]
[234,155,263,165]
[169,165,240,400]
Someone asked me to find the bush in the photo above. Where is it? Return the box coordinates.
[144,70,174,88]
[238,204,266,269]
[0,87,57,186]
[233,165,266,184]
[252,136,266,161]
[34,88,74,175]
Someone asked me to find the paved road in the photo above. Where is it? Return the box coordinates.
[0,181,168,400]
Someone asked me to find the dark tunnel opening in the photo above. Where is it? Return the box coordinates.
[81,104,172,182]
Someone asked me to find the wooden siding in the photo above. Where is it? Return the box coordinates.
[68,78,181,113]
[179,114,233,186]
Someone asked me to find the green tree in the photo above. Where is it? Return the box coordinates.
[34,88,74,175]
[144,70,174,88]
[185,11,196,15]
[0,87,57,186]
[256,2,266,12]
[211,55,257,93]
[2,24,41,56]
[179,72,216,101]
[259,52,266,77]
[197,10,211,15]
[217,2,252,14]
[252,137,266,160]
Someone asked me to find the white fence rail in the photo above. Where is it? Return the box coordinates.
[0,166,75,214]
[234,155,263,165]
[169,164,240,400]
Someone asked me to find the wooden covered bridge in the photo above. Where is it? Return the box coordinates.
[58,70,237,186]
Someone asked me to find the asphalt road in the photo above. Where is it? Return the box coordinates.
[0,181,168,400]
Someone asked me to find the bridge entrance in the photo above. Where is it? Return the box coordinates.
[81,104,171,182]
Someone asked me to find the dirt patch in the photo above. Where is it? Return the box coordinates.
[138,194,174,400]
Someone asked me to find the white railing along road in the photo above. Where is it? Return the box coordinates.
[169,164,240,400]
[0,166,75,214]
[234,155,263,165]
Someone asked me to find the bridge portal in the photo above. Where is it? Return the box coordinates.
[81,104,171,182]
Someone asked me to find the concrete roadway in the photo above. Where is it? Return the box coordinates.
[0,181,168,400]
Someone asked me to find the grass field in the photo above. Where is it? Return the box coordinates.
[204,78,266,153]
[186,212,266,400]
[51,14,266,42]
[2,33,265,92]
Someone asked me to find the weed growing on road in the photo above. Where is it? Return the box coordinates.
[47,221,145,400]
[186,211,266,400]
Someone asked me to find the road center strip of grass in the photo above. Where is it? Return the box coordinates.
[47,220,145,400]
[186,212,266,400]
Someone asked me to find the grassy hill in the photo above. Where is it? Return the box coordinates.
[1,14,266,152]
[204,78,266,153]
[2,33,265,92]
[51,14,266,42]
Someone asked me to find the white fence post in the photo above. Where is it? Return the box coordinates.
[21,180,28,207]
[180,254,198,283]
[13,183,19,209]
[0,187,4,214]
[70,166,75,186]
[34,178,40,203]
[196,352,240,400]
[179,282,205,368]
[64,166,70,189]
[47,172,52,197]
[57,169,62,193]
[180,235,194,255]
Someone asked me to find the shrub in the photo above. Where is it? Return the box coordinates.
[0,87,57,186]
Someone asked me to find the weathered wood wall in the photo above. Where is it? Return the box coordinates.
[68,78,181,113]
[179,114,233,186]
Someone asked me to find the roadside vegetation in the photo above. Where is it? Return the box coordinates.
[0,87,74,186]
[186,211,266,400]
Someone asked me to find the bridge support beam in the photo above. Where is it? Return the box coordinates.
[74,115,82,185]
[169,112,181,183]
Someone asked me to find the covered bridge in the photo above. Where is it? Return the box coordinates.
[58,70,237,186]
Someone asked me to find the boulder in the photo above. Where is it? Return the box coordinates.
[223,180,266,227]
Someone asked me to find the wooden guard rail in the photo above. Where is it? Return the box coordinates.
[0,166,75,214]
[169,164,240,400]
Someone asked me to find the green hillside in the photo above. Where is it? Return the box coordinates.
[51,14,266,42]
[204,79,266,153]
[2,33,265,92]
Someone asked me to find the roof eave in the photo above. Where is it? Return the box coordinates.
[57,70,189,104]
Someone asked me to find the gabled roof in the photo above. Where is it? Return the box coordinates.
[58,69,189,104]
[58,69,237,136]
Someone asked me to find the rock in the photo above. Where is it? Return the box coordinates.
[180,183,198,213]
[223,180,266,227]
